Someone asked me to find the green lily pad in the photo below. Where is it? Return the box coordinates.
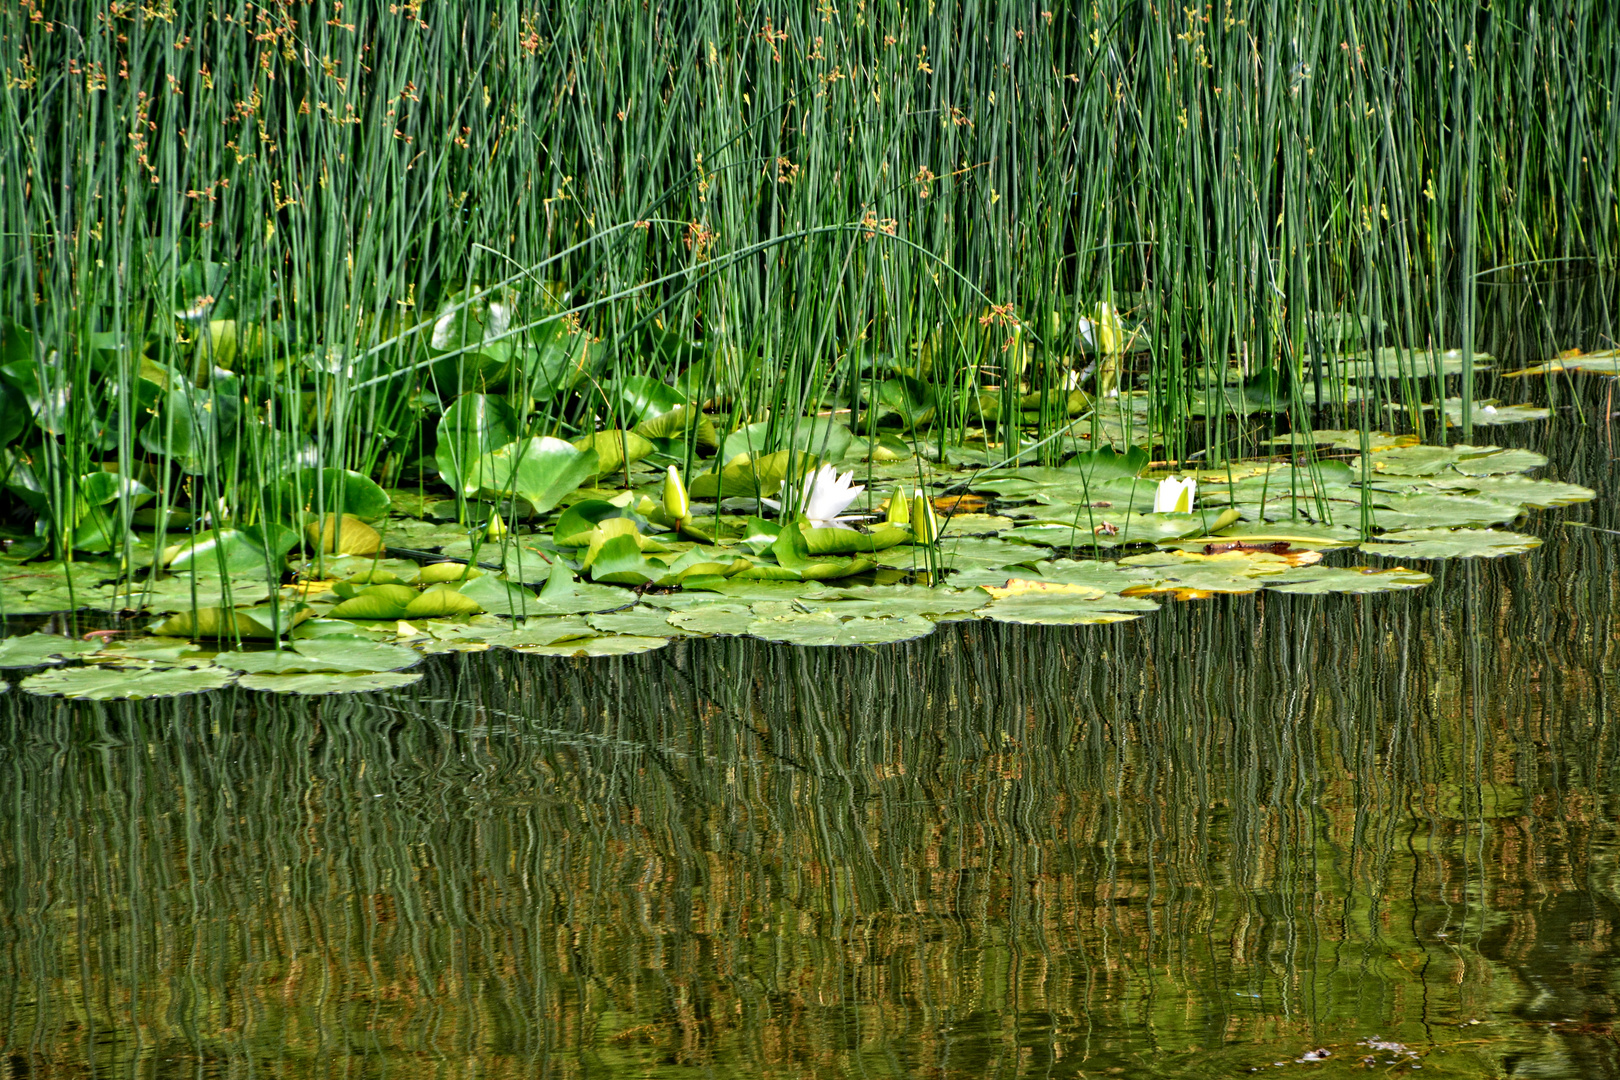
[665,603,756,635]
[1411,475,1596,509]
[981,591,1159,626]
[456,574,541,616]
[468,617,597,649]
[328,583,419,620]
[1116,549,1321,597]
[216,639,421,674]
[403,583,483,618]
[823,584,990,618]
[1263,565,1434,594]
[745,611,936,647]
[1353,444,1547,477]
[1360,528,1543,559]
[689,450,815,499]
[436,393,518,497]
[516,562,633,615]
[21,664,235,700]
[1337,347,1493,381]
[585,606,688,638]
[1365,493,1524,531]
[0,632,102,669]
[89,637,204,664]
[237,671,424,695]
[516,634,670,657]
[472,436,599,514]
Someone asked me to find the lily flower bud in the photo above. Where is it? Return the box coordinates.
[663,465,690,521]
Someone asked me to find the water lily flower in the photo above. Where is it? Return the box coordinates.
[763,464,865,528]
[1153,475,1197,514]
[662,465,690,521]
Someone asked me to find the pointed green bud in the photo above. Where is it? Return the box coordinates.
[485,512,508,541]
[663,465,690,521]
[912,492,939,544]
[886,484,911,526]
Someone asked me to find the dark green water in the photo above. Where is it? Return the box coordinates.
[3,414,1620,1078]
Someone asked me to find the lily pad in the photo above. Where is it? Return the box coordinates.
[745,611,936,647]
[237,671,424,695]
[21,664,235,700]
[666,603,756,635]
[0,632,102,669]
[216,639,421,674]
[516,634,670,657]
[1413,475,1596,510]
[328,583,420,620]
[1263,565,1434,594]
[981,590,1160,626]
[1116,548,1324,599]
[584,606,689,637]
[473,436,599,514]
[1360,528,1542,559]
[824,584,991,618]
[403,584,483,618]
[1353,444,1547,478]
[153,603,312,640]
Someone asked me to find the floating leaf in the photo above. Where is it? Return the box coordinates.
[666,603,756,635]
[1353,444,1547,477]
[456,574,540,616]
[153,604,312,640]
[0,632,101,669]
[217,639,421,674]
[1409,475,1596,510]
[1360,528,1542,559]
[521,561,634,615]
[1264,565,1434,594]
[746,611,935,647]
[328,583,419,619]
[517,635,669,657]
[413,561,482,585]
[21,664,235,700]
[982,579,1106,600]
[1117,549,1325,599]
[981,591,1159,625]
[237,671,424,695]
[586,606,689,638]
[403,583,483,617]
[824,584,990,618]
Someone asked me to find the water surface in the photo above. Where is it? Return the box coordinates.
[3,414,1619,1079]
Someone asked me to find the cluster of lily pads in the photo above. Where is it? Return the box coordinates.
[0,403,1591,700]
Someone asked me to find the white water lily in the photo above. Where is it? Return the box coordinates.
[762,464,866,528]
[1153,475,1197,514]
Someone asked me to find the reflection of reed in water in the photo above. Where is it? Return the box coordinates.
[2,428,1619,1076]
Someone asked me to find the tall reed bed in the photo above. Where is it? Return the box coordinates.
[1,0,1615,560]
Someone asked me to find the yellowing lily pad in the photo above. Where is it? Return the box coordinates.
[981,579,1106,600]
[1360,528,1542,559]
[328,583,419,619]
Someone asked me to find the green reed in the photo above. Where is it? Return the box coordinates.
[0,1,1615,560]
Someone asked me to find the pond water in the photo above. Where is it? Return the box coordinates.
[4,401,1620,1078]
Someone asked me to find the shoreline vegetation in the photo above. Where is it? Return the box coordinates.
[0,2,1615,683]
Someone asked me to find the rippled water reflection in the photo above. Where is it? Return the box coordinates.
[4,421,1619,1078]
